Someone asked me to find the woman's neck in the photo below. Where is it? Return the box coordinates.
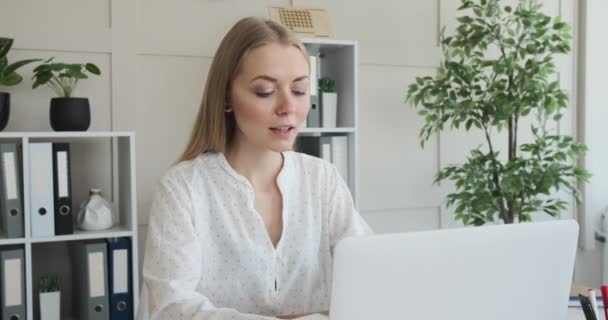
[224,140,284,193]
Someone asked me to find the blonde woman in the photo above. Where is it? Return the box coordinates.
[142,17,372,320]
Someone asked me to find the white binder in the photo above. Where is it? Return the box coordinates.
[331,136,349,184]
[29,143,55,237]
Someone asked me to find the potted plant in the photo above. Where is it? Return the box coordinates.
[0,38,41,130]
[319,77,338,128]
[406,0,591,225]
[32,58,101,131]
[39,274,60,320]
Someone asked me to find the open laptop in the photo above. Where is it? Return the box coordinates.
[329,220,579,320]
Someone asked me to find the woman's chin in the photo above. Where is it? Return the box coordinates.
[267,140,295,153]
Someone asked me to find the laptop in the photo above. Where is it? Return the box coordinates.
[329,220,579,320]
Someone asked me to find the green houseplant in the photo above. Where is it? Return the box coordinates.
[0,37,41,130]
[406,0,590,225]
[39,274,60,320]
[318,77,338,128]
[32,58,101,131]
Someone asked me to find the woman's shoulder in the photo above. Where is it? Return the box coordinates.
[287,151,336,176]
[160,152,220,185]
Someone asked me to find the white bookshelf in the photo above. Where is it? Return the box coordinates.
[0,131,138,320]
[300,38,360,206]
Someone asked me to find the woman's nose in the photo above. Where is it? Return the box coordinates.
[275,89,296,116]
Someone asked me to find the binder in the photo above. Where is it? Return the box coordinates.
[71,241,110,320]
[0,247,26,320]
[307,97,321,128]
[107,238,133,320]
[307,53,321,128]
[52,143,73,235]
[29,143,55,237]
[297,136,333,163]
[331,136,349,184]
[0,143,24,238]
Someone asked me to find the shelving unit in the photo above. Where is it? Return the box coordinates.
[300,38,360,206]
[0,131,138,320]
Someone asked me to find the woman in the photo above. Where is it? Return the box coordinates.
[142,16,372,320]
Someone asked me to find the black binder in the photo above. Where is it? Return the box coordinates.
[52,143,73,235]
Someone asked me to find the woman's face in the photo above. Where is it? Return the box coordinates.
[229,42,310,152]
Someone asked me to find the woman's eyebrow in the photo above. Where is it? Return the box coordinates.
[250,75,309,83]
[292,76,309,83]
[251,75,277,83]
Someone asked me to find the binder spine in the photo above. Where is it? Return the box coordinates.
[108,238,133,320]
[29,143,55,237]
[52,143,73,235]
[0,248,26,320]
[0,144,24,238]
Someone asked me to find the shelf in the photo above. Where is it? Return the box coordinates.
[0,237,26,246]
[29,226,133,243]
[0,131,134,139]
[301,37,357,46]
[299,127,356,134]
[0,131,139,320]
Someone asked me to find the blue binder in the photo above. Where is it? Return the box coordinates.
[107,238,133,320]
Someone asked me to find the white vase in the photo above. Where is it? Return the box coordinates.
[40,291,60,320]
[321,92,338,128]
[77,189,116,231]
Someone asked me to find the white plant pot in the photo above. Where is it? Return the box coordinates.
[39,291,60,320]
[321,92,338,128]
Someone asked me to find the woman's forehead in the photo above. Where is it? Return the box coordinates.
[238,43,309,79]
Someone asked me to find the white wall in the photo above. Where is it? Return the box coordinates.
[0,0,600,295]
[577,0,608,285]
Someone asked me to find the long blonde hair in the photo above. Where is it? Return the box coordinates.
[179,17,308,162]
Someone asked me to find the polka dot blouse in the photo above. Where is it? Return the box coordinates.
[143,151,373,319]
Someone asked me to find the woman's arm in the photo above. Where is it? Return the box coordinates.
[328,165,374,253]
[143,175,279,320]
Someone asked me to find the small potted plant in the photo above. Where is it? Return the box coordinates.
[39,274,60,320]
[32,57,101,131]
[0,38,41,130]
[319,77,338,128]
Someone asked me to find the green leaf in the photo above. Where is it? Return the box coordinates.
[3,58,40,76]
[0,57,7,71]
[32,71,53,89]
[457,16,474,24]
[0,38,13,59]
[85,63,101,75]
[553,22,566,30]
[0,72,21,86]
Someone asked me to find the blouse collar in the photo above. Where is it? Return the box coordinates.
[216,151,292,187]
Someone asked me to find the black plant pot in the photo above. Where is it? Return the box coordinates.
[0,92,10,131]
[50,97,91,131]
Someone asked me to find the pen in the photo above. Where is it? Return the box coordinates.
[601,286,608,320]
[589,289,600,320]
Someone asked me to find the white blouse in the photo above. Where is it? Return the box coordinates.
[143,151,373,320]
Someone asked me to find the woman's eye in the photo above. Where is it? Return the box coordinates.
[256,91,274,97]
[292,90,307,96]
